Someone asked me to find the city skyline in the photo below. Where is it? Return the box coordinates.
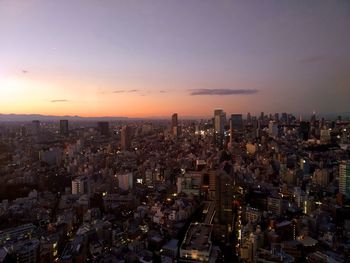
[1,1,350,117]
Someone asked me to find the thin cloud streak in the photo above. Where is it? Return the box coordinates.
[300,56,326,64]
[189,89,259,96]
[51,99,69,103]
[113,90,125,93]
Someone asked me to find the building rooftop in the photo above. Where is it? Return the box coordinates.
[181,223,212,252]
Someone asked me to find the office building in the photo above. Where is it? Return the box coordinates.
[13,239,40,263]
[299,122,310,141]
[339,161,350,197]
[230,114,243,145]
[230,114,243,131]
[171,113,179,138]
[97,121,109,136]
[214,109,226,135]
[72,176,90,195]
[118,172,133,191]
[268,121,278,138]
[121,125,133,151]
[32,120,41,135]
[60,120,69,136]
[216,171,233,224]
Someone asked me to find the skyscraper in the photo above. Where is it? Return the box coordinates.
[216,170,233,224]
[97,121,109,136]
[230,114,243,145]
[59,120,69,136]
[339,161,350,197]
[230,114,243,131]
[171,113,179,138]
[247,112,252,124]
[214,109,226,135]
[32,120,40,135]
[268,121,278,138]
[121,125,133,151]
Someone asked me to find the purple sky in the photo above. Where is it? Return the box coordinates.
[1,0,350,117]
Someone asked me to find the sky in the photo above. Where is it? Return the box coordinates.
[1,0,350,118]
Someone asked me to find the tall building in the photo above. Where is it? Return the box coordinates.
[230,114,243,145]
[268,121,278,138]
[72,176,90,195]
[299,121,310,141]
[171,113,179,138]
[214,109,226,138]
[60,120,69,136]
[230,114,243,131]
[121,125,133,151]
[339,161,350,197]
[118,172,133,191]
[32,120,41,135]
[247,112,252,124]
[97,121,109,136]
[216,171,233,224]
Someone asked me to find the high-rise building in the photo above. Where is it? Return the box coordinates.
[72,176,90,195]
[32,120,41,135]
[216,171,233,224]
[310,110,316,123]
[260,112,264,122]
[171,113,179,138]
[60,120,69,136]
[171,113,178,128]
[230,114,243,131]
[299,122,310,141]
[97,121,109,136]
[247,112,252,124]
[118,172,133,191]
[339,161,350,197]
[230,114,243,145]
[121,125,133,151]
[268,121,278,138]
[214,109,226,135]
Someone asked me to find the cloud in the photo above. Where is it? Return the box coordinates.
[113,90,125,93]
[51,99,69,103]
[300,56,325,64]
[128,89,139,93]
[189,88,258,96]
[159,90,167,93]
[22,70,28,74]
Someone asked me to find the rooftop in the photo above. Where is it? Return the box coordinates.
[181,223,212,252]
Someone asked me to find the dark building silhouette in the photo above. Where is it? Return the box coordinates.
[97,121,109,136]
[121,125,133,151]
[60,120,69,136]
[216,170,233,224]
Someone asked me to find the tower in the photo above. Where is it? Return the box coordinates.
[60,120,69,136]
[171,113,179,138]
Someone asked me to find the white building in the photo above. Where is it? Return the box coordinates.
[71,176,90,195]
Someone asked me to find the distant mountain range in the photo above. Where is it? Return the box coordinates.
[0,114,130,122]
[0,112,349,122]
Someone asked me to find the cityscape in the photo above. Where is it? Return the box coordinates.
[0,112,349,262]
[1,1,350,263]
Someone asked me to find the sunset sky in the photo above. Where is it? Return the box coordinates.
[1,0,350,118]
